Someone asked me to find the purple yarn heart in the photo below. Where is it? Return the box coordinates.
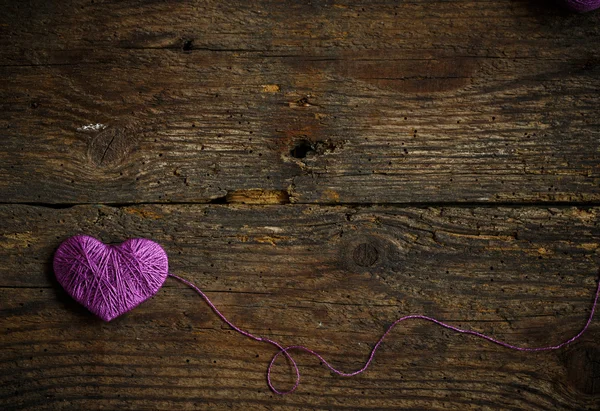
[53,235,168,321]
[562,0,600,12]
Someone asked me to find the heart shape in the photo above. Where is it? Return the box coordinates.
[53,235,169,321]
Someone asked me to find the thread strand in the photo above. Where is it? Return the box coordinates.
[168,273,599,395]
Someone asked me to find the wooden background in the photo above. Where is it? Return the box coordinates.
[1,0,599,409]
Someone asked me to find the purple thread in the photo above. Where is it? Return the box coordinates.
[562,0,600,12]
[53,235,600,394]
[169,272,600,395]
[54,235,168,321]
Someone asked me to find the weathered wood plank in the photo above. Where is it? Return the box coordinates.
[1,204,599,409]
[2,0,600,409]
[1,0,599,204]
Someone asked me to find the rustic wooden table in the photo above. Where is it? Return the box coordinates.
[2,0,600,409]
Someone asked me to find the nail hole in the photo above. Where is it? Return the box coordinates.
[182,39,194,52]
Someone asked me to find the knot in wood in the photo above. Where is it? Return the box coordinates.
[87,124,140,167]
[352,242,379,267]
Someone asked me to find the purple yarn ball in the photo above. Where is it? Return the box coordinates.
[562,0,600,12]
[54,235,169,321]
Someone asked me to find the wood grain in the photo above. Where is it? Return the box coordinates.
[1,204,599,409]
[2,0,600,409]
[1,0,599,204]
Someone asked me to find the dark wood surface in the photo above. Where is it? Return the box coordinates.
[1,0,599,409]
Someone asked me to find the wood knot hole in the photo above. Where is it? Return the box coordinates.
[352,242,379,267]
[290,139,314,159]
